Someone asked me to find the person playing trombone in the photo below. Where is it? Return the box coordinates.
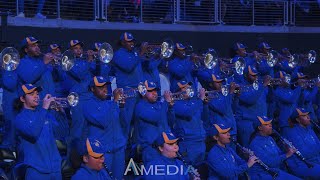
[170,80,207,166]
[281,108,320,179]
[82,76,126,180]
[273,71,302,134]
[14,84,69,180]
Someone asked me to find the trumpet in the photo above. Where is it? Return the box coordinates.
[298,50,317,64]
[203,85,229,100]
[246,50,278,67]
[160,87,194,101]
[39,92,79,109]
[234,80,259,94]
[192,49,218,70]
[80,42,113,63]
[277,52,299,68]
[220,56,246,75]
[118,83,147,101]
[0,47,20,71]
[143,40,174,59]
[268,75,291,87]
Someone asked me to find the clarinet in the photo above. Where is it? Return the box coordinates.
[272,129,314,168]
[231,138,278,179]
[176,152,200,179]
[103,162,115,179]
[311,119,320,132]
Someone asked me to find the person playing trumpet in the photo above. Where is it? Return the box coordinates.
[134,80,174,164]
[14,84,69,180]
[168,43,196,93]
[273,71,302,134]
[17,36,55,99]
[170,80,207,166]
[205,73,239,149]
[82,76,126,180]
[234,65,270,147]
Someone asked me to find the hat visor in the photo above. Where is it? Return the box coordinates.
[164,138,179,144]
[27,87,42,94]
[88,151,104,158]
[70,42,84,48]
[299,112,310,116]
[218,127,231,134]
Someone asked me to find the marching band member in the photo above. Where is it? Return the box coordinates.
[65,40,94,167]
[207,123,258,180]
[171,80,206,166]
[273,71,302,134]
[72,138,112,180]
[144,132,194,180]
[282,108,320,179]
[14,84,68,179]
[112,32,146,138]
[235,65,269,147]
[248,116,300,180]
[1,68,18,150]
[206,73,238,146]
[17,36,55,98]
[256,42,274,78]
[168,43,196,93]
[134,80,174,164]
[83,76,126,179]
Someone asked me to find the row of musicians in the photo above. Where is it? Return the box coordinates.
[14,77,320,179]
[12,72,320,179]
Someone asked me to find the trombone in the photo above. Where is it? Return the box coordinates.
[0,47,20,71]
[268,74,291,87]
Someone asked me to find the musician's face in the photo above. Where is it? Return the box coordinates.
[52,48,61,55]
[122,40,134,51]
[212,81,222,90]
[297,114,311,127]
[25,43,41,57]
[261,48,270,54]
[159,141,179,159]
[20,90,40,110]
[180,86,191,99]
[145,89,158,103]
[91,84,108,100]
[259,123,273,136]
[237,49,246,57]
[215,131,231,145]
[248,74,258,83]
[175,49,186,58]
[71,44,83,58]
[83,154,105,171]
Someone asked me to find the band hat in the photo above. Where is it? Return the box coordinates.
[245,65,259,76]
[291,108,310,120]
[258,42,271,49]
[155,132,179,146]
[20,36,40,49]
[90,76,111,87]
[233,42,246,51]
[212,74,224,82]
[175,43,186,50]
[144,80,158,91]
[18,84,42,97]
[275,71,286,79]
[254,116,273,129]
[84,138,105,158]
[69,40,84,48]
[49,44,61,50]
[120,32,135,42]
[208,123,231,136]
[177,80,193,89]
[91,42,102,51]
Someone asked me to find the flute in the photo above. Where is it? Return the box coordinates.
[231,138,278,179]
